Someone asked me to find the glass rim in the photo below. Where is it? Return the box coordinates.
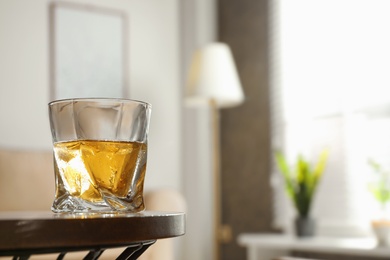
[48,97,151,108]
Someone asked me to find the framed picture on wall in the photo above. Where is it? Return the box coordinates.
[49,2,128,101]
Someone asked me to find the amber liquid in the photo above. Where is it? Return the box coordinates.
[53,140,147,203]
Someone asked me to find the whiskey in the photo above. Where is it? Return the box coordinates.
[53,140,147,203]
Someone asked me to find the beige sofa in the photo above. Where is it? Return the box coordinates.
[0,148,185,260]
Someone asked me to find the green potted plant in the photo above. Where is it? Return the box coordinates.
[367,159,390,246]
[275,150,328,237]
[367,159,390,214]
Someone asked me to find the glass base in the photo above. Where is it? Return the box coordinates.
[51,194,145,213]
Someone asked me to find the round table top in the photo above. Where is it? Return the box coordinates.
[0,211,185,253]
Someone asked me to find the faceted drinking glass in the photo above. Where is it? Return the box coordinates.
[48,98,152,213]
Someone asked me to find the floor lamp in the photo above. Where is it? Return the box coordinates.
[185,42,244,260]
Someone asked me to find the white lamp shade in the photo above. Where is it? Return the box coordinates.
[185,42,245,108]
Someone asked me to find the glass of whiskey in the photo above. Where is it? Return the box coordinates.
[48,98,151,213]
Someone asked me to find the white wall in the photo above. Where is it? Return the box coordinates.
[180,0,217,259]
[0,0,181,191]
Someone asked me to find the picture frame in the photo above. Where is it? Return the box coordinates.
[49,2,129,101]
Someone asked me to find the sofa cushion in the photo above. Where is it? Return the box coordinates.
[0,148,54,211]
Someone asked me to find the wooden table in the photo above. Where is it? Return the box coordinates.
[0,211,185,260]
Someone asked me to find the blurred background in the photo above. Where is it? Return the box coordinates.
[2,0,390,260]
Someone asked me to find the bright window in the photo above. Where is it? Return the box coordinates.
[270,0,390,236]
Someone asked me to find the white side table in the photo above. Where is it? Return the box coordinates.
[237,233,390,260]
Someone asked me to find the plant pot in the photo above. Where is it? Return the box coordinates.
[371,219,390,246]
[294,216,315,237]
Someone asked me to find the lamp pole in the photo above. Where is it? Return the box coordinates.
[211,98,234,260]
[210,98,221,260]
